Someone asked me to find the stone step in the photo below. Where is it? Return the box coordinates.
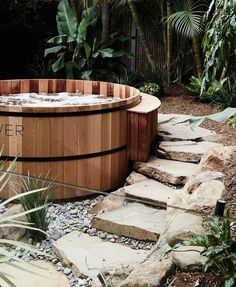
[124,179,177,207]
[92,203,166,241]
[158,124,217,142]
[133,156,198,185]
[158,113,192,125]
[0,261,70,287]
[53,231,148,279]
[157,141,223,163]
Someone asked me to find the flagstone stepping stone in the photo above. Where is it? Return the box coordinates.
[158,124,216,141]
[124,179,177,207]
[92,203,166,241]
[53,231,148,279]
[133,156,198,185]
[157,141,223,163]
[0,261,70,287]
[158,113,193,125]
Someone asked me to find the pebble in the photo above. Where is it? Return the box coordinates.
[64,267,72,275]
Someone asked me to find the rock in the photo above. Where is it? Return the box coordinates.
[198,146,236,173]
[157,141,223,163]
[124,179,176,207]
[125,171,148,186]
[63,267,72,275]
[98,267,131,287]
[168,173,225,212]
[0,261,70,287]
[53,231,147,278]
[163,213,204,246]
[158,124,216,142]
[158,114,192,125]
[172,246,205,271]
[92,203,166,241]
[0,204,28,241]
[117,258,174,287]
[88,188,125,214]
[134,156,198,185]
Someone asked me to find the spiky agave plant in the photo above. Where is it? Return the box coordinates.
[0,148,52,287]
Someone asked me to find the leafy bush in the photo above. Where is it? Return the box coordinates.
[11,174,53,241]
[182,213,236,287]
[229,115,236,128]
[45,0,131,80]
[139,82,160,97]
[188,76,236,108]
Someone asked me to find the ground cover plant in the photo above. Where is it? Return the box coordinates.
[181,212,236,287]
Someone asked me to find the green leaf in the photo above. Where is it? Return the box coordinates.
[74,58,86,70]
[94,48,114,58]
[0,272,16,287]
[44,46,65,57]
[65,62,74,79]
[56,0,78,37]
[47,35,74,45]
[81,70,92,80]
[190,108,236,127]
[84,42,91,62]
[52,53,65,73]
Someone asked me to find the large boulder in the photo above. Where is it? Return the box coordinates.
[172,246,205,271]
[0,204,28,241]
[198,146,236,173]
[163,213,204,246]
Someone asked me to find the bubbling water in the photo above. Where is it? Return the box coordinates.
[0,93,120,107]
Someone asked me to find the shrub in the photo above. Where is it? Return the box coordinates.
[11,174,54,241]
[182,212,236,287]
[139,82,160,97]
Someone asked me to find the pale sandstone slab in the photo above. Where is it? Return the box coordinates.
[172,246,205,271]
[124,179,177,207]
[158,113,192,125]
[124,171,148,186]
[158,124,216,141]
[157,141,223,163]
[133,156,198,185]
[92,203,167,241]
[89,188,125,214]
[53,231,148,279]
[0,261,70,287]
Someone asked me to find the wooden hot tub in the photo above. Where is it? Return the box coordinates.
[0,79,160,199]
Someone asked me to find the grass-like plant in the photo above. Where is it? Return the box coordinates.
[181,212,236,287]
[0,149,53,286]
[229,115,236,128]
[11,173,54,241]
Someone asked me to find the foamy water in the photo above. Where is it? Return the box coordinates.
[0,93,120,107]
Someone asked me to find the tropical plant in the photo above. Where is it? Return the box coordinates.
[107,0,155,70]
[0,150,52,286]
[182,212,236,287]
[201,0,236,103]
[45,0,131,80]
[11,174,54,241]
[139,82,160,97]
[168,0,206,78]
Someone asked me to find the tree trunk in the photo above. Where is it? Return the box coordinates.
[128,0,155,70]
[166,0,173,83]
[101,1,110,42]
[192,36,203,78]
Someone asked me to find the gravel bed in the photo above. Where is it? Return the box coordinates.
[3,196,155,287]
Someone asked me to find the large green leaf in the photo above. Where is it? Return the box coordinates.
[93,48,114,58]
[84,42,91,62]
[81,70,92,80]
[52,53,65,73]
[44,46,66,57]
[56,0,78,37]
[190,107,236,127]
[47,35,74,45]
